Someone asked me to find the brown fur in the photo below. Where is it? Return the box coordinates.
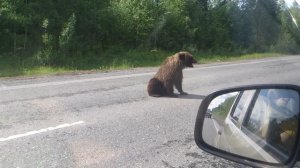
[147,51,197,97]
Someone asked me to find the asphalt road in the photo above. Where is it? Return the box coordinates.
[1,56,300,168]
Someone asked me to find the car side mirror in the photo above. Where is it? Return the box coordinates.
[194,84,300,168]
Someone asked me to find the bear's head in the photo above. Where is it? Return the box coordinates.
[178,51,197,68]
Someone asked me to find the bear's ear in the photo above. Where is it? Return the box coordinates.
[178,52,185,61]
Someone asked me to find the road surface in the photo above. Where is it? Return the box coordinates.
[1,56,300,168]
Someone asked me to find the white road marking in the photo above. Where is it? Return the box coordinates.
[0,72,154,91]
[0,56,299,91]
[0,121,84,142]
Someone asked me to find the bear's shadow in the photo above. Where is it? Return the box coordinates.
[176,94,206,100]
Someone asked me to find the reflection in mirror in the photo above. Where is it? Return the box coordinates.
[202,89,299,164]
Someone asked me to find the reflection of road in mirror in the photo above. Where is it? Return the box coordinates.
[203,116,231,149]
[203,118,220,146]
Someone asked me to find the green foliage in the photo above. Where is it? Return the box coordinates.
[59,13,76,48]
[0,50,279,77]
[0,0,299,76]
[110,0,159,47]
[212,95,237,122]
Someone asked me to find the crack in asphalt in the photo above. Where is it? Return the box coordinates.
[0,84,135,105]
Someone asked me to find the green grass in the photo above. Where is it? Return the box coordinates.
[0,51,283,78]
[196,52,282,64]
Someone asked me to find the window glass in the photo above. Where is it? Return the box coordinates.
[230,90,256,123]
[245,89,299,158]
[244,90,268,134]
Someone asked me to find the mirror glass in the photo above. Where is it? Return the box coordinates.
[202,89,299,164]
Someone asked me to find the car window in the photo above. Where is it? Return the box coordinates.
[243,89,300,161]
[243,90,268,135]
[230,90,256,125]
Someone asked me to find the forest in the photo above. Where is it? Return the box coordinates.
[1,0,300,76]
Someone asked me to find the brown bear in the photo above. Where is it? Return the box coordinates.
[147,51,197,97]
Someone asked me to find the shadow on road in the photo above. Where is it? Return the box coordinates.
[178,94,206,100]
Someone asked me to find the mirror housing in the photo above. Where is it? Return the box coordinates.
[194,84,300,168]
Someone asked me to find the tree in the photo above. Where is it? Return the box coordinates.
[252,0,281,51]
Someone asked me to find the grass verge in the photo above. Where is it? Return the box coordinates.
[0,51,283,78]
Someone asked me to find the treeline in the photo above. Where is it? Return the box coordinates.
[1,0,300,66]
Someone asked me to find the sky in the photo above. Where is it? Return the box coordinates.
[285,0,300,7]
[208,92,239,111]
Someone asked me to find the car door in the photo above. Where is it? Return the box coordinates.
[221,90,277,162]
